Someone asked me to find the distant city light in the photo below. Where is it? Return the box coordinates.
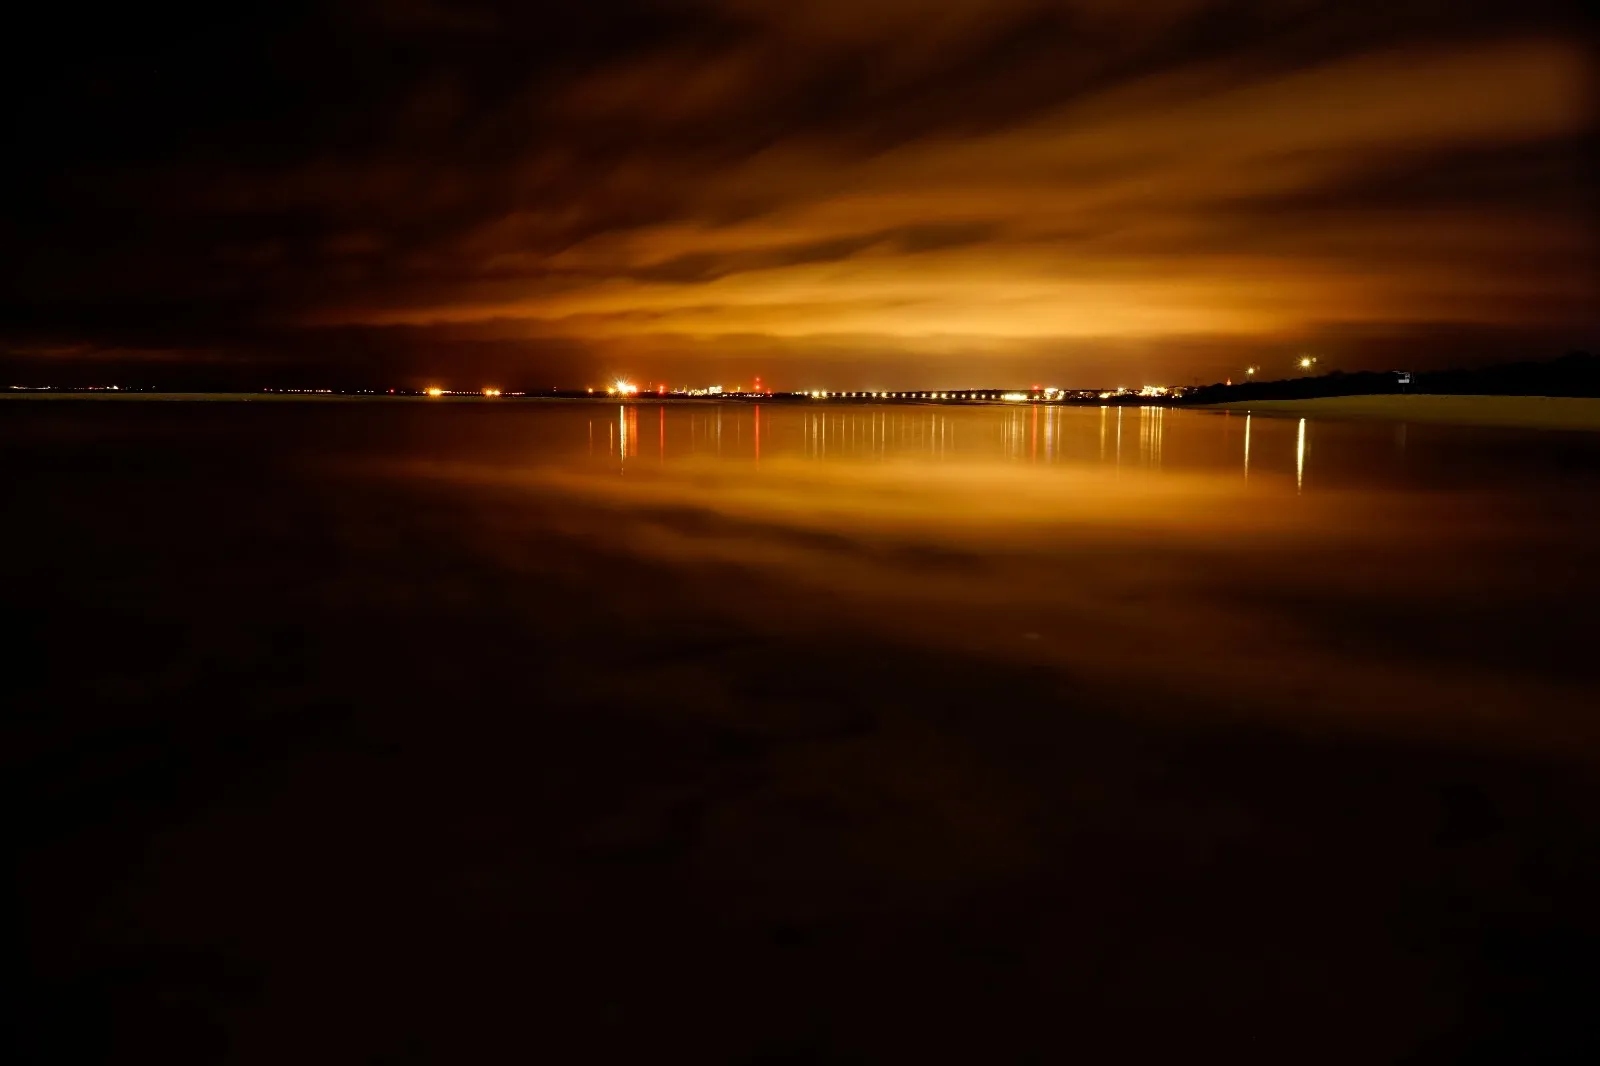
[425,387,443,397]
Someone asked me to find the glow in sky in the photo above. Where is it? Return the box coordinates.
[1,1,1593,388]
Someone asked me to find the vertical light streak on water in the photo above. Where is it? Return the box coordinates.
[1116,407,1123,474]
[1296,417,1307,493]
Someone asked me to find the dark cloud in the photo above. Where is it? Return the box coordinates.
[1,1,1595,386]
[628,234,890,284]
[623,222,1002,283]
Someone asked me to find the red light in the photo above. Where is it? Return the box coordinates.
[1032,384,1042,391]
[657,384,666,395]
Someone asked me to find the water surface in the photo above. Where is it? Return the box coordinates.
[8,400,1600,1063]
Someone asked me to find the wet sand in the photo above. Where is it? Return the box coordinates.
[8,402,1600,1063]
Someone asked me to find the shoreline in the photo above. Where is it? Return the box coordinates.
[1197,394,1600,432]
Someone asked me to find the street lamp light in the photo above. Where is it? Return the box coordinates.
[1299,356,1317,370]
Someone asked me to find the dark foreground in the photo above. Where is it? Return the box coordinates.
[8,402,1600,1063]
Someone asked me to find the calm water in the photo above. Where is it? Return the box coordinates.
[19,397,1594,747]
[285,398,1600,495]
[9,399,1600,1063]
[586,403,1379,485]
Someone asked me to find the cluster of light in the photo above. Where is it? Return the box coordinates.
[613,380,639,395]
[425,387,444,397]
[1139,386,1168,397]
[483,387,502,397]
[791,388,1128,402]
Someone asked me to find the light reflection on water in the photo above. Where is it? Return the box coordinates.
[9,395,1600,757]
[578,402,1352,500]
[564,400,1600,500]
[407,398,1600,756]
[1296,416,1307,493]
[46,396,1584,753]
[598,404,1224,478]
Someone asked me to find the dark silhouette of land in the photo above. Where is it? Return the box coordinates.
[1184,351,1600,406]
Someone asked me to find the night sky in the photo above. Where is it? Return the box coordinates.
[2,1,1595,390]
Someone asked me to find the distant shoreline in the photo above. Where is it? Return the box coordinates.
[0,391,1111,406]
[1,391,434,402]
[11,391,1600,430]
[0,392,714,403]
[1199,394,1600,431]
